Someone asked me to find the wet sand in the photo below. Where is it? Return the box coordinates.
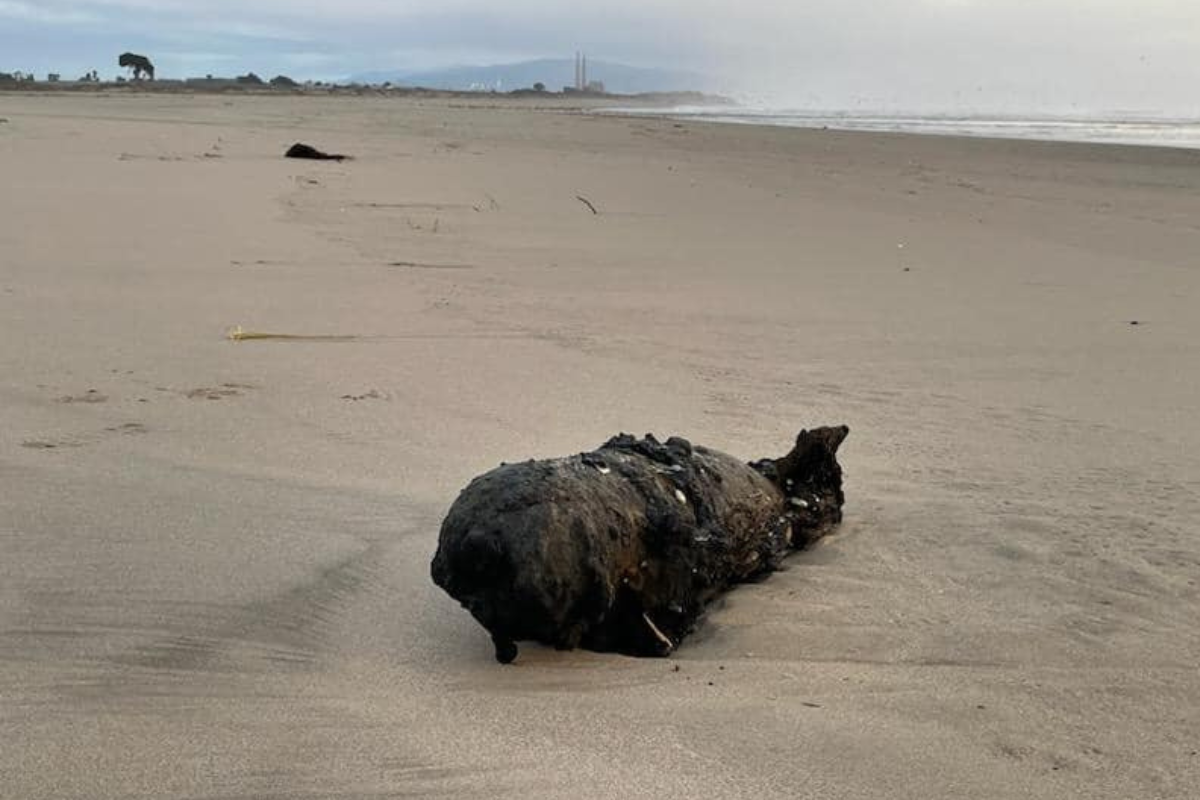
[1,93,1198,798]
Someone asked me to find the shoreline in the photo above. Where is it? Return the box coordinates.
[598,106,1200,152]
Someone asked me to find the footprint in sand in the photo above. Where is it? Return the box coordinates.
[106,423,149,435]
[386,260,475,270]
[57,389,108,404]
[341,390,387,402]
[22,422,148,450]
[21,439,81,450]
[185,383,255,400]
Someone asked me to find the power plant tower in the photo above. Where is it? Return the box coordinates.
[574,51,589,91]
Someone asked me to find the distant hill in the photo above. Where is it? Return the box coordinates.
[348,59,710,95]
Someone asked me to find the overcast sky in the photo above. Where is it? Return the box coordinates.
[3,0,1199,113]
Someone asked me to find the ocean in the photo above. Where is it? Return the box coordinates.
[610,106,1200,150]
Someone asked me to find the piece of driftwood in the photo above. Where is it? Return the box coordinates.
[285,143,349,161]
[431,426,850,663]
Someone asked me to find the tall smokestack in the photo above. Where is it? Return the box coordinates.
[582,54,588,90]
[575,51,581,91]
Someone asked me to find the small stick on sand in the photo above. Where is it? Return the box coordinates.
[575,194,599,215]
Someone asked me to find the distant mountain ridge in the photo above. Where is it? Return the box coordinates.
[348,58,710,94]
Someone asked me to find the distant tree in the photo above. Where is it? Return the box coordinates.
[47,73,61,83]
[236,72,264,85]
[118,52,155,81]
[269,75,298,88]
[533,82,546,92]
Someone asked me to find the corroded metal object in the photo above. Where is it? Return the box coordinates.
[431,426,850,663]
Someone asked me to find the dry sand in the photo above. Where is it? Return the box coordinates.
[1,93,1198,799]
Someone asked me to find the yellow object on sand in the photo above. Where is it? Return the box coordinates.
[226,326,358,342]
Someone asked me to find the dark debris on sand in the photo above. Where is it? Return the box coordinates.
[432,426,850,663]
[285,143,350,162]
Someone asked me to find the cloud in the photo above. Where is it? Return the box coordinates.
[0,0,97,24]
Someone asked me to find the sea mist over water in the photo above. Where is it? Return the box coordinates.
[697,0,1200,119]
[673,1,1200,151]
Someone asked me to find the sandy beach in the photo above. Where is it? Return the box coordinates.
[2,92,1198,799]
